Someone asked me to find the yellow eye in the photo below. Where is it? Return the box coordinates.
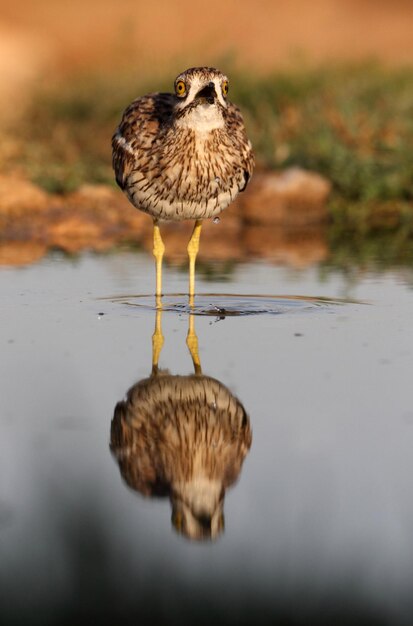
[175,80,186,97]
[222,80,229,97]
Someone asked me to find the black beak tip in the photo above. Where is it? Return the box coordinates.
[197,82,217,104]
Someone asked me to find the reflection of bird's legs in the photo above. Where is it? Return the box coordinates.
[186,314,202,375]
[153,219,165,298]
[152,305,164,375]
[187,220,202,300]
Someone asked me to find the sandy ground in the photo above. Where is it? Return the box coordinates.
[1,0,413,117]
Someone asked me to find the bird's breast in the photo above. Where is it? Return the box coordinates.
[124,124,246,221]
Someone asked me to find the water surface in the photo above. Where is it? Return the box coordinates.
[1,251,413,625]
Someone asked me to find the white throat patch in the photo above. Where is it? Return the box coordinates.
[176,103,224,133]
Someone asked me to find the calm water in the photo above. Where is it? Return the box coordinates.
[1,251,413,625]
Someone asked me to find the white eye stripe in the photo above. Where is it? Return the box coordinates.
[174,74,229,111]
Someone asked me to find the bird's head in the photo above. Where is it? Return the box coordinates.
[171,478,225,541]
[173,67,229,130]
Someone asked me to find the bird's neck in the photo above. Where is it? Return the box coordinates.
[175,104,225,133]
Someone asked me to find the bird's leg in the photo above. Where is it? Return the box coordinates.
[151,305,164,376]
[187,220,202,301]
[186,313,202,375]
[153,219,165,298]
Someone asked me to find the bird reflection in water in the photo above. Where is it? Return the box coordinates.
[110,305,252,541]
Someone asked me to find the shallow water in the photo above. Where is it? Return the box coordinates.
[1,251,413,625]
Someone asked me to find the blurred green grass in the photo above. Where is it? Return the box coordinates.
[12,63,413,232]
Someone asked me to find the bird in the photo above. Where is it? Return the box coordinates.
[111,371,251,540]
[110,310,252,541]
[112,66,254,298]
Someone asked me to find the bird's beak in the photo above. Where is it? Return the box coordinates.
[196,82,217,105]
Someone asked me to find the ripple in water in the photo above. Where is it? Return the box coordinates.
[102,293,350,317]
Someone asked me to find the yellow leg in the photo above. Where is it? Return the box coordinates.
[151,306,164,375]
[186,314,202,375]
[187,220,202,299]
[153,220,165,297]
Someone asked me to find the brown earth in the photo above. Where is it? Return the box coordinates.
[0,168,330,268]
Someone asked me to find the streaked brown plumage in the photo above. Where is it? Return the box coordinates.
[110,372,251,541]
[112,67,254,221]
[112,67,254,295]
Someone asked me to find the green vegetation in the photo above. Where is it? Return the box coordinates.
[12,63,413,232]
[233,64,413,202]
[15,70,152,193]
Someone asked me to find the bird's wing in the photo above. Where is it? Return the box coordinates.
[112,92,175,190]
[226,101,255,192]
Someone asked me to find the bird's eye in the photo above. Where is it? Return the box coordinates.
[175,80,186,97]
[222,81,229,97]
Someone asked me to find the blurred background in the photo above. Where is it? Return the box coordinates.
[1,0,413,267]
